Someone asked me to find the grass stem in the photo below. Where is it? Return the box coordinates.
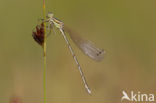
[43,0,47,103]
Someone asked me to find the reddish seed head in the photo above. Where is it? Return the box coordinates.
[32,22,45,46]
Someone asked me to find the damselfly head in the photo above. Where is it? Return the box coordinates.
[47,12,54,19]
[32,22,44,46]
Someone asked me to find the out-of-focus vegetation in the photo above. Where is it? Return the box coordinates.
[0,0,156,103]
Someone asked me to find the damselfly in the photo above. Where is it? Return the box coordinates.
[44,12,105,94]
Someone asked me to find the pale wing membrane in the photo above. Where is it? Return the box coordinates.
[64,26,105,62]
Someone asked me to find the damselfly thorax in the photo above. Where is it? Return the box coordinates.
[37,12,106,94]
[46,13,64,29]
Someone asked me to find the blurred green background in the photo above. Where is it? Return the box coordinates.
[0,0,156,103]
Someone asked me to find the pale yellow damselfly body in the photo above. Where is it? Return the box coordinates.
[45,12,105,94]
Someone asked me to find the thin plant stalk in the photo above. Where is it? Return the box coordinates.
[43,0,47,103]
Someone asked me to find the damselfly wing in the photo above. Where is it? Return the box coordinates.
[64,26,105,62]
